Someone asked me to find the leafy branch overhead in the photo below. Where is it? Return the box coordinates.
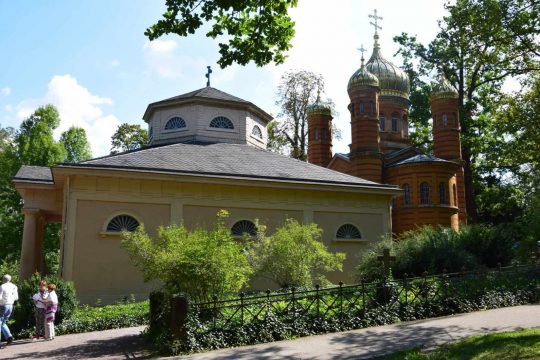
[146,0,298,68]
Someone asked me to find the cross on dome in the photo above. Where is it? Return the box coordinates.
[369,9,383,35]
[205,66,212,87]
[357,44,367,64]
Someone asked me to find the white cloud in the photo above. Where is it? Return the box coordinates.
[142,39,207,79]
[1,87,11,96]
[15,74,121,157]
[4,104,13,112]
[109,59,121,68]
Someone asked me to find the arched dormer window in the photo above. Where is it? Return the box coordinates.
[359,102,365,114]
[369,101,375,114]
[209,116,234,129]
[165,116,186,130]
[439,182,448,205]
[391,115,398,132]
[231,220,257,237]
[442,113,448,127]
[251,125,263,139]
[106,214,140,232]
[420,182,431,205]
[379,115,386,131]
[336,224,362,240]
[403,183,411,206]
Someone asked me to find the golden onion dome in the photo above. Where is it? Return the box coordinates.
[307,91,332,116]
[365,34,410,100]
[431,73,458,101]
[347,55,380,92]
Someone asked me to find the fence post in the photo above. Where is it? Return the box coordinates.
[240,292,245,326]
[361,280,366,315]
[315,284,320,318]
[170,294,189,343]
[403,274,408,307]
[291,287,296,324]
[339,282,344,318]
[212,295,218,329]
[266,289,271,321]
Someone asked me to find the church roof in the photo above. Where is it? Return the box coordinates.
[387,154,454,167]
[60,142,398,189]
[13,165,53,184]
[143,87,273,123]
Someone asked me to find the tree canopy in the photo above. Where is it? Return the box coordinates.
[146,0,298,68]
[110,123,148,154]
[60,126,92,163]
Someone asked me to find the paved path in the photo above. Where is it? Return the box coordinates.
[0,326,149,360]
[177,305,540,360]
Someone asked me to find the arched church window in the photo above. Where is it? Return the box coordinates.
[439,182,448,204]
[165,116,186,130]
[231,220,257,237]
[251,125,263,139]
[359,102,365,114]
[369,101,375,114]
[433,115,438,127]
[314,128,319,141]
[453,184,458,206]
[403,183,411,206]
[106,215,140,232]
[420,182,431,205]
[442,113,448,127]
[391,115,398,132]
[336,224,362,240]
[379,115,386,131]
[209,116,234,129]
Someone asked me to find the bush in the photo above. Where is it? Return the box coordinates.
[11,273,78,336]
[122,210,252,302]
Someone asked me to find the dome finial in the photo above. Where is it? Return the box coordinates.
[358,44,367,65]
[316,89,321,103]
[369,9,382,49]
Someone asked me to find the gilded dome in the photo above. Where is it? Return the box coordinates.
[307,92,332,116]
[365,35,410,100]
[348,56,379,92]
[431,74,458,101]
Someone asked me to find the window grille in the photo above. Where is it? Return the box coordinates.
[165,117,186,130]
[420,182,431,205]
[403,183,411,205]
[336,224,362,239]
[106,215,139,232]
[379,116,386,131]
[209,116,234,129]
[251,125,263,139]
[231,220,257,237]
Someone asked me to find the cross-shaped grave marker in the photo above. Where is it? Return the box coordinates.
[377,248,395,279]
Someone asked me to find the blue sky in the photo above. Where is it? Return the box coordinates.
[0,0,449,156]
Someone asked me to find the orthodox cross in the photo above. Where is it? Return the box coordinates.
[369,9,383,34]
[358,44,367,62]
[205,66,212,87]
[377,248,395,279]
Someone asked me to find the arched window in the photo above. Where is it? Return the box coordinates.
[314,128,319,141]
[439,182,448,205]
[391,115,398,131]
[379,115,386,131]
[209,116,234,129]
[420,182,431,205]
[322,128,328,141]
[106,215,140,232]
[369,101,375,114]
[442,113,448,127]
[336,224,362,240]
[403,183,411,206]
[359,102,365,114]
[251,125,263,139]
[231,220,257,237]
[433,115,438,127]
[453,184,458,206]
[164,116,186,130]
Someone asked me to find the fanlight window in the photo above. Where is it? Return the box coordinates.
[420,182,431,205]
[209,116,234,129]
[231,220,257,237]
[336,224,362,240]
[252,125,263,139]
[403,183,411,206]
[439,182,448,204]
[379,115,386,131]
[165,116,186,130]
[106,215,139,232]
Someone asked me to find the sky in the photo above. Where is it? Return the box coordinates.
[0,0,450,157]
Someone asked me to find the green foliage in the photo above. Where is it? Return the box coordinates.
[121,210,252,302]
[146,0,298,68]
[110,123,148,154]
[357,225,517,281]
[250,219,345,287]
[12,273,78,335]
[59,126,92,163]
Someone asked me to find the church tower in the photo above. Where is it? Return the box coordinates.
[307,93,333,167]
[430,75,467,224]
[347,52,382,183]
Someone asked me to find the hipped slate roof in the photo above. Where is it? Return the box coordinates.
[387,154,454,167]
[61,142,398,189]
[14,165,54,183]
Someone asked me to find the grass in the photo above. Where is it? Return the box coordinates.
[381,328,540,360]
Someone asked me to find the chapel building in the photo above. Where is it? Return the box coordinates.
[307,32,467,233]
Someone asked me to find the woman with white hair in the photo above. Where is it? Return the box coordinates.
[0,274,18,345]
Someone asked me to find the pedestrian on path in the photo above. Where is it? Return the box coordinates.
[32,280,49,340]
[0,274,18,345]
[43,283,58,340]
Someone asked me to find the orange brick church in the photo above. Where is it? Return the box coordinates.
[307,29,467,234]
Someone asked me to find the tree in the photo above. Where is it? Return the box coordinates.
[395,0,540,220]
[273,70,327,160]
[60,126,92,163]
[250,219,345,287]
[121,210,252,301]
[146,0,298,68]
[110,123,148,154]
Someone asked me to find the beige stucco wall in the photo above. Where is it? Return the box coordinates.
[60,170,393,304]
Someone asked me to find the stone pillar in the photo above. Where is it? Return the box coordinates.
[20,208,44,279]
